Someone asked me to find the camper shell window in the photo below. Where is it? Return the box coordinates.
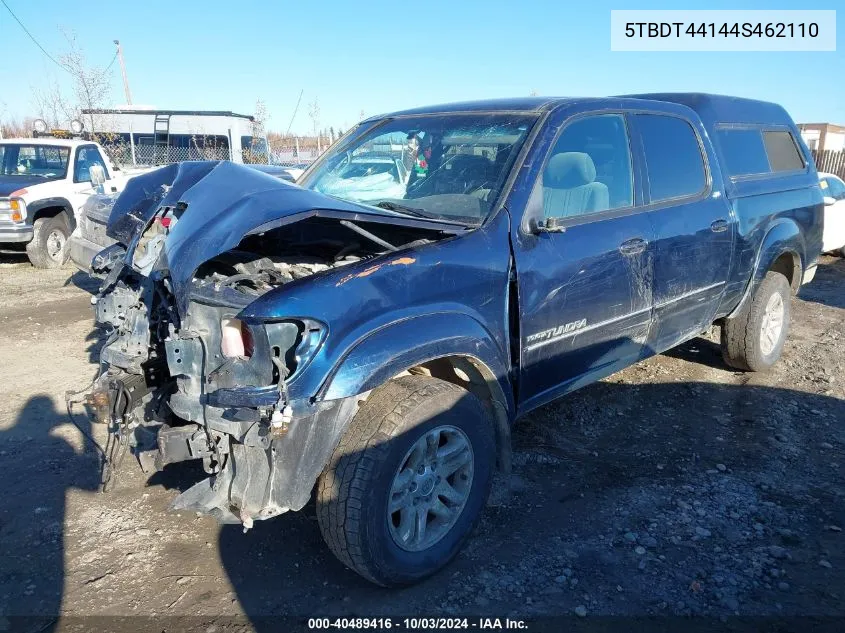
[715,126,805,178]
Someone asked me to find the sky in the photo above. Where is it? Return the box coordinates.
[0,0,842,135]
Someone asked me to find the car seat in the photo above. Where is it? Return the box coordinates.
[542,152,609,217]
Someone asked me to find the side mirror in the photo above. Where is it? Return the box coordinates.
[89,164,106,187]
[824,196,836,206]
[535,216,567,234]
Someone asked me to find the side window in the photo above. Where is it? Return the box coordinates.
[74,146,108,183]
[716,128,770,177]
[763,131,804,172]
[636,114,707,202]
[542,114,633,219]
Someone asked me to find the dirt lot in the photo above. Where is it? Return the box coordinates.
[0,253,843,632]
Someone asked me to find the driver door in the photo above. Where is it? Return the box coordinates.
[511,112,656,413]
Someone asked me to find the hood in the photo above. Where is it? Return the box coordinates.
[0,174,53,196]
[106,161,464,314]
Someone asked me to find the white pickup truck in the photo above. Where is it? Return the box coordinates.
[0,136,138,268]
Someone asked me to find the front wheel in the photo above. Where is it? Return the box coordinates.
[316,375,495,587]
[26,215,70,269]
[721,270,792,371]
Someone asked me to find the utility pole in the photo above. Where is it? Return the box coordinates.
[113,39,136,164]
[114,40,133,105]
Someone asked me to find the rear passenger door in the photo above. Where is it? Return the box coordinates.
[513,113,655,412]
[630,113,733,351]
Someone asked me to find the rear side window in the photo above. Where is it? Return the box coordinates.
[716,128,770,177]
[763,131,804,172]
[636,114,706,202]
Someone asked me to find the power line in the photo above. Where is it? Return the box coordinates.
[285,89,304,136]
[105,50,118,71]
[0,0,70,73]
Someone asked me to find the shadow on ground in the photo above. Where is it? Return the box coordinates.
[0,381,842,629]
[0,396,101,630]
[207,380,845,624]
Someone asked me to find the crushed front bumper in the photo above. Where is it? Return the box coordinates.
[92,285,357,528]
[171,396,358,524]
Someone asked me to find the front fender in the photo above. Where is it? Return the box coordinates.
[27,197,75,228]
[319,312,513,413]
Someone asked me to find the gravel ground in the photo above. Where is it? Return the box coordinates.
[0,253,843,632]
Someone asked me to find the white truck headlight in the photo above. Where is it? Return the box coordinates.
[0,198,26,223]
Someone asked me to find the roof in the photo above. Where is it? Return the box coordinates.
[371,93,796,128]
[82,108,254,120]
[621,93,795,127]
[369,97,577,119]
[0,137,93,147]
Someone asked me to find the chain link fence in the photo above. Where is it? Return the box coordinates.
[98,134,329,170]
[104,143,231,166]
[268,134,331,166]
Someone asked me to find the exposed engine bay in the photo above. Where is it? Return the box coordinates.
[75,161,457,526]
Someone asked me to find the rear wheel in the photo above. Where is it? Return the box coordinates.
[721,270,792,371]
[26,214,70,269]
[316,375,495,587]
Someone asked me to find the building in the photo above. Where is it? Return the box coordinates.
[798,123,845,153]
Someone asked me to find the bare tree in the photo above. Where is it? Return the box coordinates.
[244,99,269,163]
[252,99,268,138]
[28,30,113,136]
[57,31,113,135]
[309,98,321,153]
[31,80,74,129]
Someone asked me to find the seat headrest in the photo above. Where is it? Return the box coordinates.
[544,152,596,188]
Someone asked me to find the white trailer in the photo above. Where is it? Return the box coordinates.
[81,108,269,165]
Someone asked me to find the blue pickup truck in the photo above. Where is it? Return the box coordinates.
[83,93,823,586]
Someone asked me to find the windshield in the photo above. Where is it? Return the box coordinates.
[300,112,538,225]
[0,144,70,179]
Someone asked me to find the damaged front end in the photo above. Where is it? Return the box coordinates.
[83,160,455,527]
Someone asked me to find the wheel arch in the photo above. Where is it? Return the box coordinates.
[28,198,76,230]
[317,313,515,475]
[397,355,512,476]
[726,221,804,320]
[769,250,802,294]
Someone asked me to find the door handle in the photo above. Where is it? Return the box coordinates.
[711,219,729,233]
[619,237,647,256]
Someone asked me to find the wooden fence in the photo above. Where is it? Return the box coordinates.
[811,150,845,180]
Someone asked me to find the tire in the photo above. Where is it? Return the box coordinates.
[26,214,70,269]
[721,270,792,371]
[316,375,495,587]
